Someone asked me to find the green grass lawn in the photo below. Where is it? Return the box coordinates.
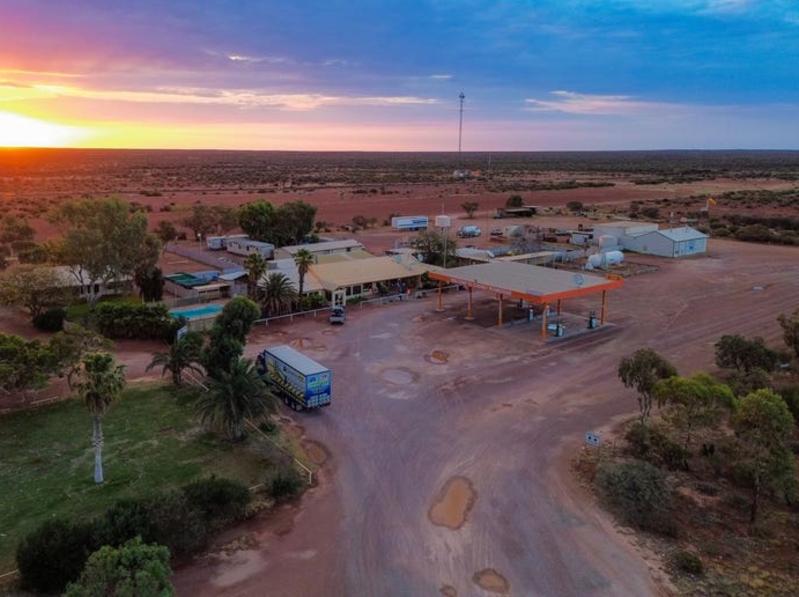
[0,383,270,571]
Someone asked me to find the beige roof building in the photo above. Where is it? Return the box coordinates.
[309,255,429,294]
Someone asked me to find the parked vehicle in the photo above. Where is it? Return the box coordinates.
[257,345,332,411]
[391,215,429,231]
[457,225,481,238]
[329,305,345,325]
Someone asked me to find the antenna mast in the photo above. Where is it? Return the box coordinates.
[458,91,465,169]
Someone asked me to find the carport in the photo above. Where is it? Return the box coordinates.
[427,261,623,339]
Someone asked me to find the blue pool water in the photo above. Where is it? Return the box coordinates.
[170,304,224,320]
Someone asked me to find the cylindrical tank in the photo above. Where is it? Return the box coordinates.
[587,250,624,269]
[603,250,624,266]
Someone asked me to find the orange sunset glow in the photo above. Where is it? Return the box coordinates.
[0,111,88,148]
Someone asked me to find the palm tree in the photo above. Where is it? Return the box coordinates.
[196,357,273,441]
[243,253,267,300]
[293,249,315,298]
[146,332,204,386]
[74,352,126,484]
[261,272,297,317]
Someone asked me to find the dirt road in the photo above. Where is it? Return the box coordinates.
[173,240,799,596]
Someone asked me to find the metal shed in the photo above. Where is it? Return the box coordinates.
[623,227,708,257]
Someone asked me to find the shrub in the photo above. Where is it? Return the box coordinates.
[94,302,178,341]
[625,422,688,470]
[16,518,102,593]
[779,386,799,425]
[65,538,173,597]
[669,549,703,575]
[183,476,251,528]
[145,491,208,557]
[266,465,304,501]
[596,461,675,535]
[566,200,584,213]
[99,492,207,558]
[33,306,66,332]
[99,498,157,547]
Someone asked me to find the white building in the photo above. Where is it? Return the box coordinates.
[275,239,364,261]
[226,238,275,258]
[592,221,659,240]
[623,227,708,258]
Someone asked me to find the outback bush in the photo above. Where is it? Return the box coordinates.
[183,476,251,529]
[16,518,102,594]
[145,491,208,557]
[94,302,180,341]
[596,460,675,535]
[625,422,689,470]
[266,465,304,501]
[32,306,66,332]
[778,386,799,425]
[669,549,703,575]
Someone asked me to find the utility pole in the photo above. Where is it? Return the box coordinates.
[458,91,465,170]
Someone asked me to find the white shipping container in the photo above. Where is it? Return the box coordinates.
[391,215,429,231]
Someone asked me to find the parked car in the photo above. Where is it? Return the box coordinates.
[329,305,346,325]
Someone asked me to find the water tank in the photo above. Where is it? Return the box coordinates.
[435,215,451,228]
[604,250,624,266]
[587,250,624,269]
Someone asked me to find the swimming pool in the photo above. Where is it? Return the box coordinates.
[169,304,224,320]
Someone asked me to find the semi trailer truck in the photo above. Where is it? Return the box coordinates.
[257,345,332,411]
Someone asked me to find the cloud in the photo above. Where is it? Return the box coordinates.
[24,83,439,111]
[429,74,453,80]
[525,90,664,115]
[226,54,289,64]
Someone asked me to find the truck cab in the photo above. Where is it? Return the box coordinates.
[329,305,346,325]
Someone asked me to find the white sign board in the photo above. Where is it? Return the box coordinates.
[584,431,602,447]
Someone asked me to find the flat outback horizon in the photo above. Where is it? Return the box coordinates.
[2,2,799,597]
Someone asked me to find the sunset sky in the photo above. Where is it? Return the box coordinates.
[1,0,798,150]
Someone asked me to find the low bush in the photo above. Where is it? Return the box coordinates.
[16,518,102,594]
[97,493,207,558]
[17,476,252,592]
[596,460,675,535]
[183,476,251,529]
[94,302,179,341]
[32,306,66,332]
[669,549,704,575]
[778,386,799,425]
[266,465,304,501]
[625,423,689,470]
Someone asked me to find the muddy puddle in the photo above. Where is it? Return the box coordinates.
[381,367,419,385]
[428,476,476,529]
[426,349,450,364]
[301,439,329,466]
[472,569,510,594]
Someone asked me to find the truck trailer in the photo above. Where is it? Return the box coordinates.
[257,345,331,411]
[391,215,429,231]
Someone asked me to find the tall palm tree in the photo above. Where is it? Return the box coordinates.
[243,253,267,300]
[293,249,315,298]
[261,272,297,317]
[196,357,273,441]
[146,332,204,386]
[75,352,126,484]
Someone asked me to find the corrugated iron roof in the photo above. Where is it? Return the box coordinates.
[310,255,429,291]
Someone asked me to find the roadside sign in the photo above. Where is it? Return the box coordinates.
[176,325,189,341]
[585,431,601,447]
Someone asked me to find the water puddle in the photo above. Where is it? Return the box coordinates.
[428,476,476,530]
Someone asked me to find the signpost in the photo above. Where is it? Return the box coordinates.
[584,431,602,448]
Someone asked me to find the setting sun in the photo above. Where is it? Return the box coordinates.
[0,111,87,148]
